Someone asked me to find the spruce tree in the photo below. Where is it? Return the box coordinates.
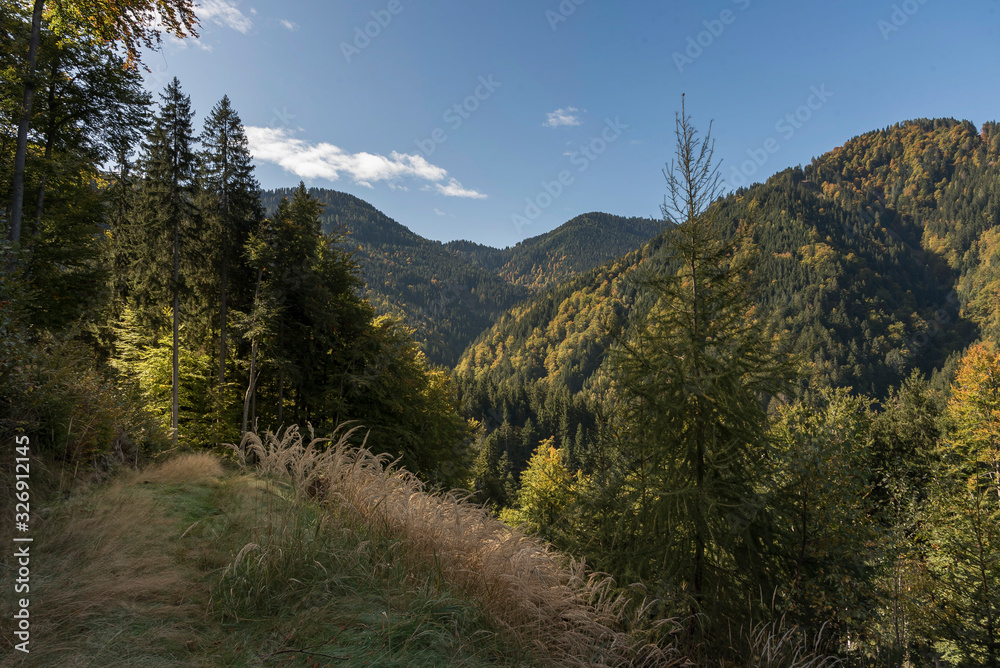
[198,95,263,388]
[127,77,198,446]
[245,184,369,430]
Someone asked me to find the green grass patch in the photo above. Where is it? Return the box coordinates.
[0,455,529,667]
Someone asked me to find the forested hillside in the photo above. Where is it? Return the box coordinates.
[455,116,1000,665]
[260,188,660,365]
[457,118,993,480]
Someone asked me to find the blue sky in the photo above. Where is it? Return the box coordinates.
[146,0,1000,248]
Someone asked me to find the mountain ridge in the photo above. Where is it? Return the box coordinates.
[259,187,662,366]
[453,116,996,480]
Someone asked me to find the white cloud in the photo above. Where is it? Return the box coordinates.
[427,178,488,200]
[544,107,582,128]
[197,0,253,34]
[246,126,487,199]
[279,19,299,31]
[433,208,453,216]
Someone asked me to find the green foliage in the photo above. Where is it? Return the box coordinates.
[239,186,472,485]
[581,103,796,644]
[121,77,198,326]
[112,310,240,449]
[195,93,264,386]
[0,270,33,433]
[10,27,1000,662]
[870,370,943,506]
[0,331,168,480]
[770,389,879,640]
[347,316,473,489]
[1,8,150,331]
[43,0,199,68]
[454,118,1000,506]
[449,114,1000,664]
[260,186,528,367]
[921,475,1000,667]
[500,439,577,541]
[917,342,1000,666]
[470,426,517,511]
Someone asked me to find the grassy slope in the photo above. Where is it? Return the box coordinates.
[0,442,843,668]
[0,454,527,667]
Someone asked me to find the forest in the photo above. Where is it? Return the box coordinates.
[257,187,662,367]
[2,1,1000,666]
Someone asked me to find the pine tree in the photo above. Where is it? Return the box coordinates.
[472,429,508,510]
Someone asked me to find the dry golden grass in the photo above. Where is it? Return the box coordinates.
[0,452,229,666]
[1,479,205,666]
[132,452,225,485]
[230,424,687,668]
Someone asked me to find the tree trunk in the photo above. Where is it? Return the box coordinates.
[277,369,284,426]
[690,226,704,619]
[9,0,46,266]
[796,491,809,611]
[241,269,262,437]
[218,146,229,386]
[33,54,59,236]
[219,240,228,383]
[172,204,180,447]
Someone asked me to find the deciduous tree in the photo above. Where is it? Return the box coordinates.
[603,97,795,636]
[7,0,197,267]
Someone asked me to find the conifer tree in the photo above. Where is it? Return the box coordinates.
[244,184,365,428]
[198,95,263,388]
[501,438,576,542]
[771,389,878,639]
[127,77,198,446]
[605,97,794,633]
